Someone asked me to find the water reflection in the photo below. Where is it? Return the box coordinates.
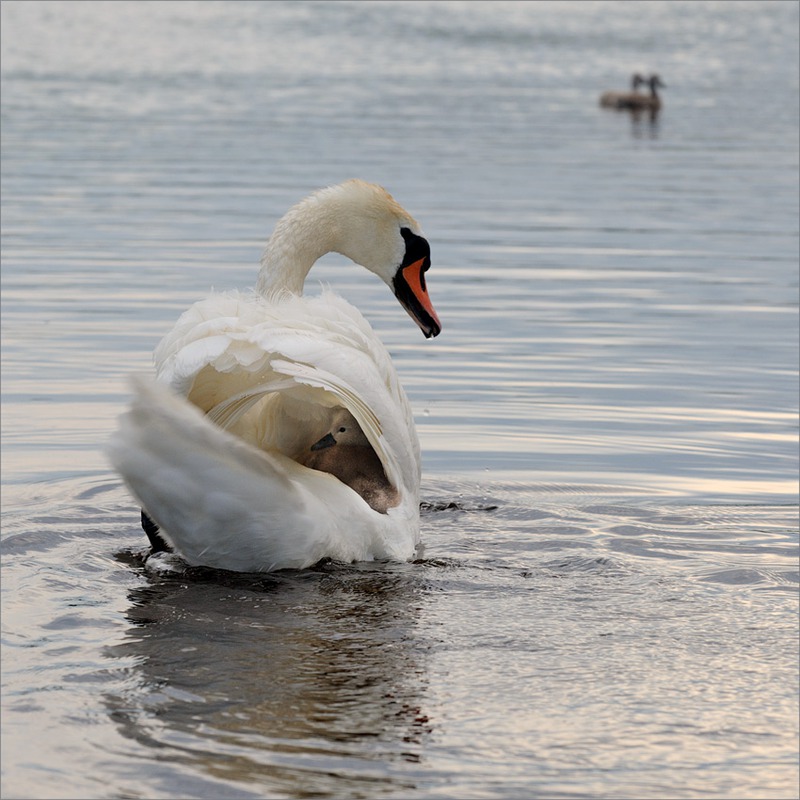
[629,107,660,138]
[601,103,661,138]
[104,558,431,796]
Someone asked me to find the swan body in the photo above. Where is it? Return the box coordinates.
[107,180,441,572]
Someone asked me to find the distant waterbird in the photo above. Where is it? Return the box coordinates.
[599,73,646,108]
[600,73,666,113]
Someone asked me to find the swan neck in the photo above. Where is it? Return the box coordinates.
[256,194,340,297]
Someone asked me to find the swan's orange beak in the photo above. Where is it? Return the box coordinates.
[394,258,442,339]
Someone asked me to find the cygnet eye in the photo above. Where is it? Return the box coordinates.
[338,427,347,434]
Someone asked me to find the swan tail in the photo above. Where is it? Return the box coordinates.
[106,376,327,572]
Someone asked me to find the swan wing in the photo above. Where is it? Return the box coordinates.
[153,289,420,493]
[107,376,416,571]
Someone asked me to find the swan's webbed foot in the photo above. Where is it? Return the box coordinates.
[141,510,172,553]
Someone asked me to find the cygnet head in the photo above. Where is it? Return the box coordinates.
[310,408,370,452]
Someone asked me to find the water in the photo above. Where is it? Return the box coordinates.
[1,1,798,797]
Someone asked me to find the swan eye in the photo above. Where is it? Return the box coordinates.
[338,427,347,434]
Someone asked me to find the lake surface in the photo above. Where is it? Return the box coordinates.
[2,2,798,798]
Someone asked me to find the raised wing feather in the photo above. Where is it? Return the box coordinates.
[152,289,419,492]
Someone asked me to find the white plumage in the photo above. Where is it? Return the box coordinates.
[107,180,441,572]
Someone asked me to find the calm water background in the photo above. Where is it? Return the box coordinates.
[2,2,798,798]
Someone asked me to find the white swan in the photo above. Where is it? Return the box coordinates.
[107,179,442,573]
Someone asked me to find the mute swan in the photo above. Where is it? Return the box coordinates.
[107,179,442,573]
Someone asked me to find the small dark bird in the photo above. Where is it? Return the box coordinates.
[599,73,646,108]
[601,73,666,112]
[298,409,400,514]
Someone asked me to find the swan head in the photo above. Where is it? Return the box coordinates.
[259,180,442,338]
[325,180,442,339]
